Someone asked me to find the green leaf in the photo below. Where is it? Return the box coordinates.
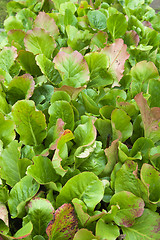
[8,176,39,218]
[87,10,107,30]
[0,113,15,147]
[33,12,59,38]
[107,14,128,39]
[24,28,56,59]
[48,101,74,131]
[46,203,78,240]
[74,117,97,147]
[51,91,71,103]
[122,209,160,240]
[53,47,90,87]
[90,31,108,51]
[96,219,120,240]
[124,0,144,10]
[141,163,160,203]
[23,198,54,238]
[85,52,113,88]
[73,229,98,240]
[0,141,31,187]
[72,198,105,227]
[111,109,133,142]
[130,61,159,98]
[149,79,160,108]
[0,91,11,115]
[74,141,107,175]
[7,74,35,105]
[66,26,92,52]
[8,30,25,51]
[115,160,148,203]
[17,50,42,77]
[4,16,23,32]
[16,8,36,31]
[110,191,144,227]
[13,221,33,238]
[0,186,9,204]
[27,156,58,184]
[0,46,17,73]
[56,172,104,211]
[36,54,61,85]
[12,100,47,146]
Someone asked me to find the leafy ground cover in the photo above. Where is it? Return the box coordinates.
[0,0,160,239]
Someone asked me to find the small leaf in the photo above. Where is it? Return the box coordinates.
[56,172,104,211]
[87,10,107,30]
[0,113,15,147]
[12,100,47,146]
[7,74,35,105]
[17,50,41,77]
[73,229,98,240]
[46,203,78,240]
[96,219,120,240]
[0,46,17,73]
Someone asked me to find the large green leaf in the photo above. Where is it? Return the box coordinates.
[0,141,31,187]
[8,176,39,218]
[110,191,144,227]
[48,100,74,131]
[149,79,160,108]
[24,28,56,59]
[130,61,159,97]
[107,14,128,39]
[56,172,104,211]
[73,229,98,240]
[27,156,59,184]
[12,100,47,146]
[0,46,17,73]
[23,198,54,238]
[122,209,160,240]
[53,47,90,87]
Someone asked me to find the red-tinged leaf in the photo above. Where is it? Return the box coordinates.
[51,129,74,176]
[134,92,160,143]
[46,203,78,240]
[124,30,139,47]
[0,204,8,227]
[53,47,90,87]
[101,38,129,87]
[100,139,119,177]
[54,85,86,100]
[33,12,59,38]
